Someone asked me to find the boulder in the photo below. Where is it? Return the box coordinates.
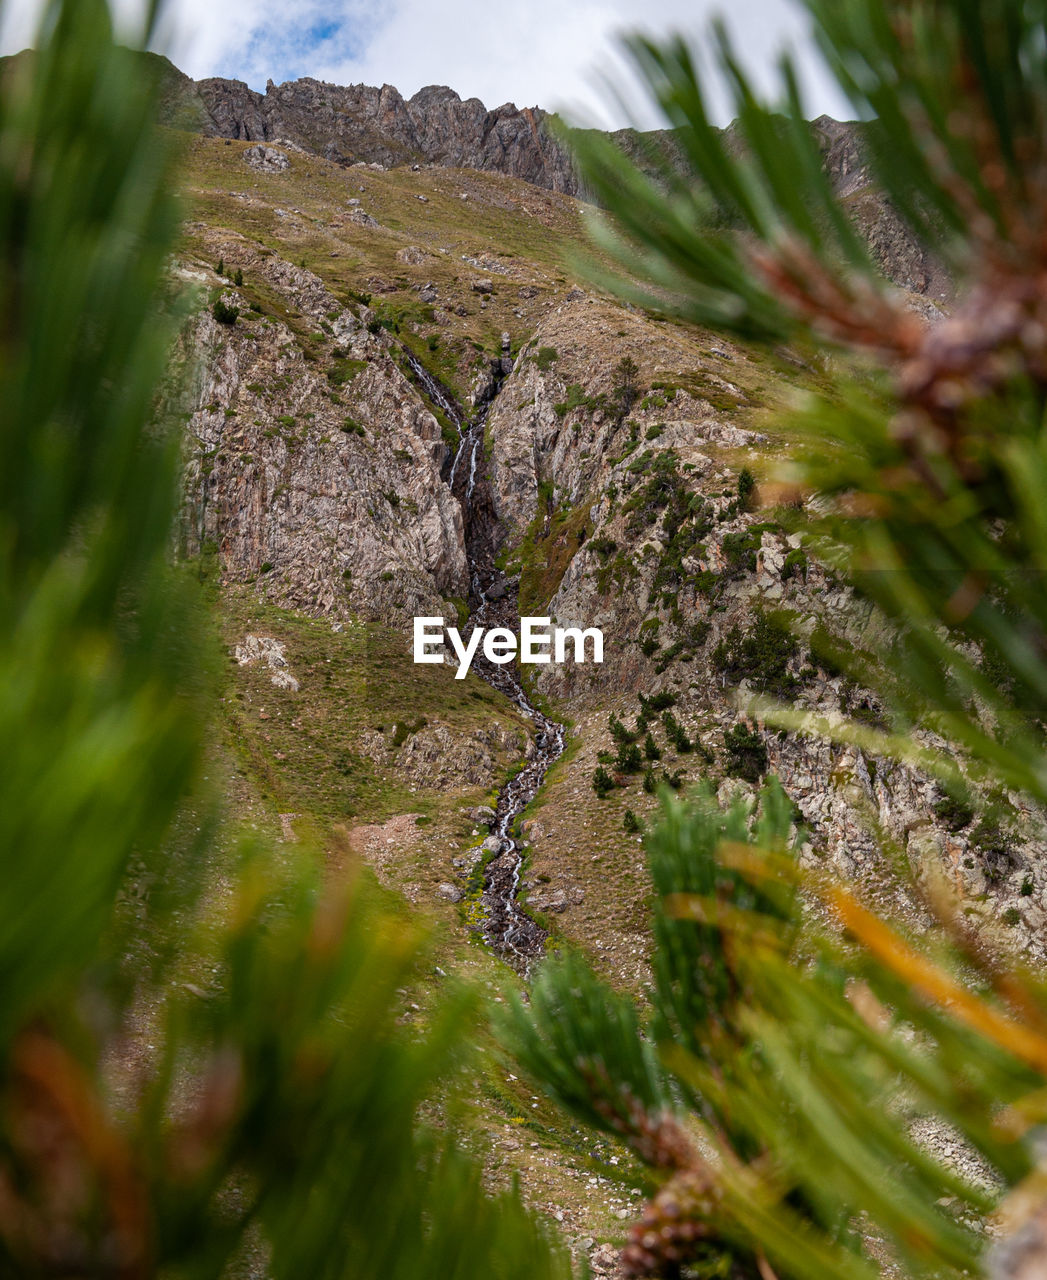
[243,144,289,173]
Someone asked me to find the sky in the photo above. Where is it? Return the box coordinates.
[0,0,852,129]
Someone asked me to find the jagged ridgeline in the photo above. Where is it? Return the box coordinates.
[0,41,941,296]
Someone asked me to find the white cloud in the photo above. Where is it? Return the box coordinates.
[1,0,852,128]
[314,0,850,128]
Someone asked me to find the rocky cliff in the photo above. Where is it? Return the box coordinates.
[138,53,950,299]
[177,233,467,623]
[178,71,578,193]
[172,126,1037,952]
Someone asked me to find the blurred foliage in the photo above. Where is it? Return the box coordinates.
[0,2,572,1275]
[503,782,1047,1279]
[501,1,1047,1278]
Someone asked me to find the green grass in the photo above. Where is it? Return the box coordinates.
[502,500,591,614]
[174,133,611,402]
[215,586,530,829]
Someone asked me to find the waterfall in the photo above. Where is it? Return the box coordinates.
[399,339,566,971]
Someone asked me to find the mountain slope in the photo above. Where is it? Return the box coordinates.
[175,123,1041,973]
[167,117,1041,1273]
[147,53,945,298]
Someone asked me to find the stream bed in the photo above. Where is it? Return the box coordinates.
[403,345,566,970]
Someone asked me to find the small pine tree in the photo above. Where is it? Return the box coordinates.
[234,266,244,286]
[623,808,641,833]
[723,723,767,782]
[643,731,661,761]
[216,256,224,275]
[592,765,616,798]
[212,298,239,325]
[612,354,640,421]
[737,466,755,511]
[608,711,635,745]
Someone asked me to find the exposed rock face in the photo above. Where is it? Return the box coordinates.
[233,633,300,690]
[809,113,869,198]
[150,54,945,297]
[809,115,948,298]
[393,721,525,789]
[243,143,289,172]
[470,291,1046,958]
[177,234,468,624]
[486,293,752,542]
[181,75,578,193]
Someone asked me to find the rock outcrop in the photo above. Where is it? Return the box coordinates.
[180,75,578,193]
[143,53,948,297]
[176,235,468,624]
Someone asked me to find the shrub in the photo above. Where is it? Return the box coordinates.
[212,297,239,325]
[608,712,636,746]
[592,765,616,798]
[712,612,799,696]
[932,792,974,831]
[782,547,807,580]
[392,717,428,748]
[638,617,661,656]
[553,383,589,417]
[808,621,847,679]
[612,354,640,421]
[615,742,643,774]
[328,357,367,386]
[623,808,641,833]
[643,732,661,761]
[724,723,768,782]
[720,528,759,577]
[970,814,1013,862]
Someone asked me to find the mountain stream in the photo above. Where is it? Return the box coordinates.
[403,345,566,970]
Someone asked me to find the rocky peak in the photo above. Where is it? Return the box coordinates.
[179,69,578,192]
[810,112,869,197]
[409,85,467,108]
